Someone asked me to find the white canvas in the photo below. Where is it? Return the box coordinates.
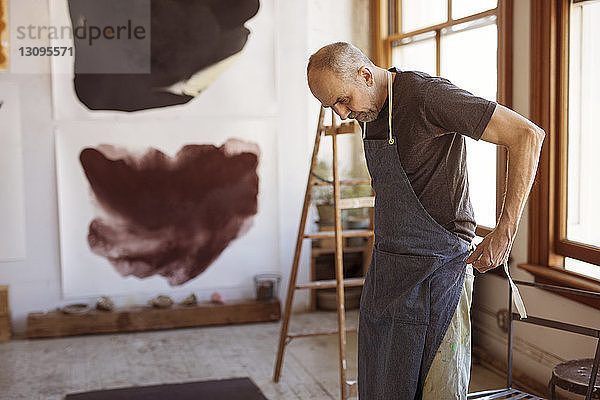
[49,0,277,120]
[56,120,279,299]
[0,82,26,261]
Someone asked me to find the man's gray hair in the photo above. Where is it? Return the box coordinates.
[307,42,374,83]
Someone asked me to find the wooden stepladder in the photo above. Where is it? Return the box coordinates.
[273,107,375,400]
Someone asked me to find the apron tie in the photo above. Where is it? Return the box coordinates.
[504,260,528,319]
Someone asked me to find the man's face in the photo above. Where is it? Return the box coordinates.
[308,68,380,123]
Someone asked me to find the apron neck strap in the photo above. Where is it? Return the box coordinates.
[362,70,394,145]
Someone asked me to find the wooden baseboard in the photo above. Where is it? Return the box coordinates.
[27,299,281,339]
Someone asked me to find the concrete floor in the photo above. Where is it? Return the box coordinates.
[0,310,506,399]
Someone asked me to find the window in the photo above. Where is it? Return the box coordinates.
[565,1,600,280]
[525,0,600,307]
[371,0,513,235]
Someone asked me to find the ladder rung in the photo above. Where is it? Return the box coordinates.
[340,196,374,209]
[323,122,357,136]
[304,229,373,239]
[312,179,371,186]
[287,327,358,339]
[296,277,364,290]
[310,245,367,256]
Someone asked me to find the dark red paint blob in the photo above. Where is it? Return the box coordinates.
[79,140,260,285]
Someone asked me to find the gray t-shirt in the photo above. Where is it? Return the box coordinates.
[361,68,497,242]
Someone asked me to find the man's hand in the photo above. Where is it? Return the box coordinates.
[465,223,514,273]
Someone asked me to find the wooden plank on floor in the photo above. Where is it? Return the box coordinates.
[27,299,280,339]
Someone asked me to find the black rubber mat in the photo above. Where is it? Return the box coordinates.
[65,377,269,400]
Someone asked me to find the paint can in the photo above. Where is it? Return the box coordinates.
[254,273,281,301]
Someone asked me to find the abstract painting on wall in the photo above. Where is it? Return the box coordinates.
[0,0,8,71]
[50,0,276,119]
[0,83,26,260]
[55,120,279,298]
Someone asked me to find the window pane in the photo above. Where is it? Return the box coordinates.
[565,258,600,280]
[452,0,497,20]
[402,0,447,32]
[566,2,600,250]
[465,139,497,229]
[391,33,436,76]
[441,19,498,228]
[440,19,497,101]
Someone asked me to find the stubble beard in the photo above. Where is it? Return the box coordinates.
[351,110,379,123]
[348,90,380,123]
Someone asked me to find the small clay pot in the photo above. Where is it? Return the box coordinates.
[95,296,115,311]
[61,303,91,314]
[149,295,174,308]
[181,294,197,306]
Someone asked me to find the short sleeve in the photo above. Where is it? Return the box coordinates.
[423,77,497,141]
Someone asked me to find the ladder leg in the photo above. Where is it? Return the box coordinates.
[273,108,325,382]
[332,128,348,400]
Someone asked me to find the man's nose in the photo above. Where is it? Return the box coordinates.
[332,104,350,120]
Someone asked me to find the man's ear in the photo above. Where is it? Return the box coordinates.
[358,66,374,87]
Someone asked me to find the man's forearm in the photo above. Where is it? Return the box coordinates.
[497,126,545,238]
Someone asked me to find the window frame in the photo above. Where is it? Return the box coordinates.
[521,0,600,309]
[369,0,513,238]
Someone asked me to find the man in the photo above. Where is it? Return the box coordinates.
[306,42,544,399]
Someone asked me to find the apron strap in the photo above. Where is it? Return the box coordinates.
[504,260,528,318]
[387,70,394,145]
[362,70,394,144]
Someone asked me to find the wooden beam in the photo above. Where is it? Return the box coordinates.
[370,0,388,65]
[396,0,402,34]
[387,8,497,42]
[339,196,375,210]
[0,314,10,342]
[0,286,8,314]
[495,0,513,226]
[27,299,281,339]
[0,285,9,342]
[529,0,554,267]
[497,0,513,108]
[555,240,600,266]
[553,0,572,260]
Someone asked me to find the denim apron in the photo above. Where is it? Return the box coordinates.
[358,71,472,400]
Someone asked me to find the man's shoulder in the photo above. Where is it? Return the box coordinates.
[393,69,454,103]
[397,69,452,88]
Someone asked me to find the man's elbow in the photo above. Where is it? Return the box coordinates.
[523,126,545,151]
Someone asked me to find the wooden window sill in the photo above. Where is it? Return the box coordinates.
[518,263,600,310]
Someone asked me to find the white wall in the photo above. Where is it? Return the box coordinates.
[472,0,600,394]
[289,0,371,313]
[0,0,372,335]
[0,0,314,335]
[306,0,371,183]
